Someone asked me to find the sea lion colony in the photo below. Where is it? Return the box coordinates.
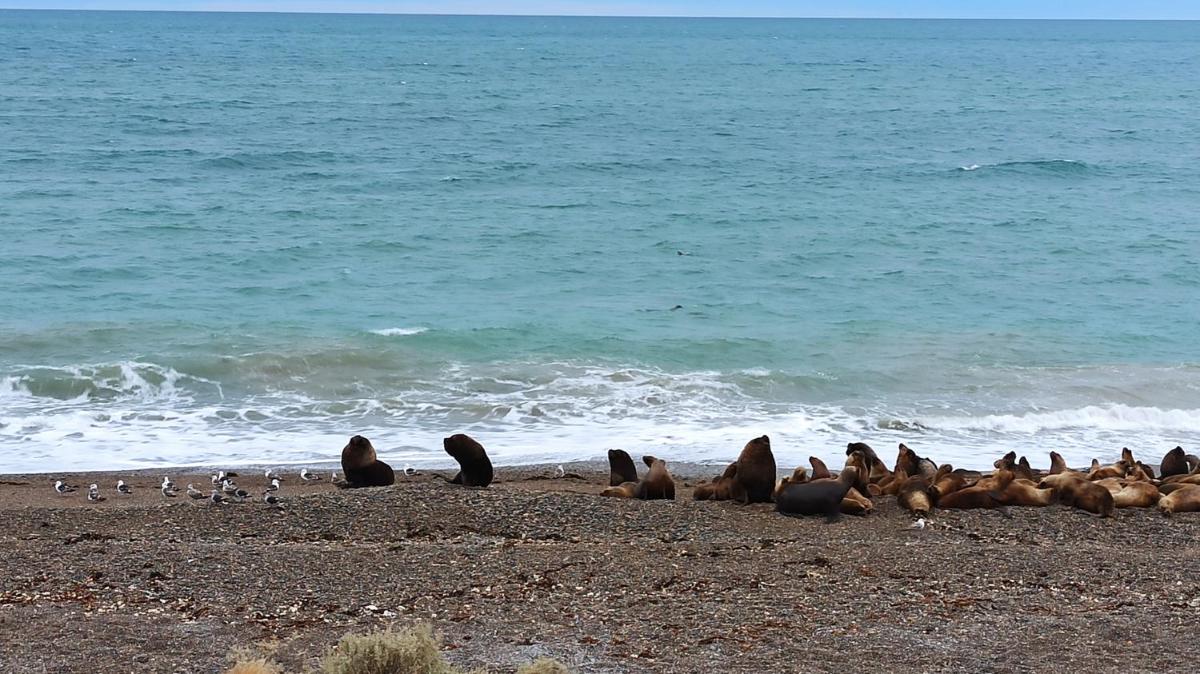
[49,433,1200,518]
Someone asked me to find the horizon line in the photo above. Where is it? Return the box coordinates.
[2,7,1199,21]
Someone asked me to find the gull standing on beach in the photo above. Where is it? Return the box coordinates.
[87,484,105,502]
[263,491,279,505]
[221,479,238,496]
[209,490,224,504]
[265,478,281,493]
[264,469,281,481]
[54,480,77,495]
[403,464,416,477]
[554,464,566,478]
[300,468,321,481]
[161,476,179,498]
[116,479,132,495]
[186,484,205,499]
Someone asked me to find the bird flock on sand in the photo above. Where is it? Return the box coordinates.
[51,467,342,506]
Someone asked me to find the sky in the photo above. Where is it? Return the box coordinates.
[2,1,1199,20]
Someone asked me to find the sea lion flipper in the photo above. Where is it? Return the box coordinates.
[449,472,462,485]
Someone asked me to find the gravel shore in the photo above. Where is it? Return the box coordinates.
[2,463,1197,673]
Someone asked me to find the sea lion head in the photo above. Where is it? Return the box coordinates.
[341,434,377,468]
[993,451,1017,471]
[443,433,483,458]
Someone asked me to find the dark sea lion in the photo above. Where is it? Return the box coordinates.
[340,435,396,488]
[776,465,859,520]
[1135,461,1156,480]
[847,442,891,484]
[1037,474,1114,517]
[694,462,738,501]
[1016,456,1035,481]
[809,456,831,481]
[1157,484,1200,515]
[443,433,494,487]
[607,449,639,487]
[1160,446,1189,478]
[603,455,675,500]
[730,435,776,504]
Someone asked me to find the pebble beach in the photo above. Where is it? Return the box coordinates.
[2,463,1198,673]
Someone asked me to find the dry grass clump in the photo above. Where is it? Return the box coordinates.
[515,658,573,674]
[320,623,462,674]
[225,655,283,674]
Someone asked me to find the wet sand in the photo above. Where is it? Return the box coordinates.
[1,463,1197,673]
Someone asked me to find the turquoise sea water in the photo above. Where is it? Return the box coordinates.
[2,11,1199,472]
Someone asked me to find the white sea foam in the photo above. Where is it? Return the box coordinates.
[919,404,1200,434]
[368,327,428,337]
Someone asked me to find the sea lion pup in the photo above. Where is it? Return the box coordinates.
[1037,474,1114,517]
[1157,484,1200,515]
[730,435,777,504]
[607,449,639,487]
[847,442,891,484]
[443,433,494,487]
[602,455,675,500]
[694,462,738,501]
[340,435,396,488]
[809,456,831,481]
[1160,446,1190,478]
[776,465,859,520]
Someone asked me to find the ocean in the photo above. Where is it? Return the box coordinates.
[2,11,1199,473]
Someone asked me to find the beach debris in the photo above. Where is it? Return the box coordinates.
[54,480,77,495]
[186,484,205,500]
[300,468,322,481]
[87,484,105,502]
[116,479,132,495]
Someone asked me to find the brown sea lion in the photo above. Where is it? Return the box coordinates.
[730,435,777,504]
[1017,456,1035,481]
[930,466,970,501]
[1160,446,1189,478]
[1121,447,1136,467]
[1136,461,1156,480]
[1113,482,1160,509]
[1037,474,1114,517]
[847,442,891,484]
[694,462,738,501]
[773,466,809,497]
[841,486,873,516]
[1158,484,1200,515]
[894,468,935,517]
[1087,460,1129,481]
[603,455,675,500]
[895,443,937,481]
[937,476,1006,510]
[339,435,396,488]
[1048,451,1074,476]
[443,433,494,487]
[809,456,831,481]
[1126,462,1154,482]
[607,449,639,487]
[1158,482,1195,495]
[776,465,859,520]
[999,471,1054,507]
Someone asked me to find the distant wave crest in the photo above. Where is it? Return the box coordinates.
[369,327,428,337]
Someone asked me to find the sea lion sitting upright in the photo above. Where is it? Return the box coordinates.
[808,456,831,481]
[893,467,936,517]
[602,455,675,500]
[1161,446,1190,478]
[340,435,396,488]
[895,444,937,481]
[730,435,777,504]
[443,433,494,487]
[607,449,639,487]
[776,465,859,520]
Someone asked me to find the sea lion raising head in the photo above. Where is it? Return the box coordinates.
[443,433,494,487]
[1161,446,1190,478]
[607,449,639,487]
[602,455,675,500]
[776,465,859,521]
[340,435,396,488]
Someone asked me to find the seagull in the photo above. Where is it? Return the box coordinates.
[218,470,238,481]
[330,471,339,482]
[209,490,224,504]
[210,473,221,485]
[264,469,281,481]
[234,487,249,501]
[402,464,416,477]
[116,480,132,495]
[909,518,928,530]
[87,484,105,502]
[554,464,566,479]
[265,478,281,493]
[263,492,279,505]
[300,468,321,481]
[54,480,77,494]
[221,480,238,495]
[186,484,205,499]
[161,476,177,492]
[161,483,178,498]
